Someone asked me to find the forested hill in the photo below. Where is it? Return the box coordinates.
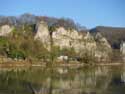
[90,26,125,49]
[0,13,86,31]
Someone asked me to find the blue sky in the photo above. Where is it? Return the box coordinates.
[0,0,125,28]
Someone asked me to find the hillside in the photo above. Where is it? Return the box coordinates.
[0,13,86,31]
[90,26,125,49]
[0,20,112,63]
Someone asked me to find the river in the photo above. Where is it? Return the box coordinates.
[0,65,125,94]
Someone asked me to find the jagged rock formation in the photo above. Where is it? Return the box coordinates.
[53,29,97,54]
[35,21,97,53]
[120,42,125,54]
[34,21,50,48]
[94,32,112,61]
[0,25,13,36]
[53,27,83,52]
[35,21,112,61]
[0,21,112,62]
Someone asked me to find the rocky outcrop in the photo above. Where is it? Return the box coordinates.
[0,25,13,36]
[34,21,50,48]
[53,27,83,52]
[35,21,112,61]
[120,42,125,54]
[120,42,125,61]
[94,32,112,61]
[35,21,97,54]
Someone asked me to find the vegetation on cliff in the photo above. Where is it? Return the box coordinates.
[0,15,114,64]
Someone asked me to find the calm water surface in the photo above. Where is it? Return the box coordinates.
[0,65,125,94]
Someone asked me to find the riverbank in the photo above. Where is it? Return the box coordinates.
[0,61,124,69]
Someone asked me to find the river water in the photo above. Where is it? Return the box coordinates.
[0,65,125,94]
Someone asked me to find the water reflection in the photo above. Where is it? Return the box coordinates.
[0,66,125,94]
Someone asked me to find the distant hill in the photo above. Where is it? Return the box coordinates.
[90,26,125,49]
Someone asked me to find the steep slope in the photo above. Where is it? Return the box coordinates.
[35,21,112,61]
[35,21,97,53]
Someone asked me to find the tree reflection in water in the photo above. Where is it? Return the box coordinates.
[0,66,125,94]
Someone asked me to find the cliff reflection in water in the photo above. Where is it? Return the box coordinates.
[0,66,125,94]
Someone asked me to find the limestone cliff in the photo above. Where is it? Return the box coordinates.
[53,27,83,52]
[94,32,112,61]
[34,21,50,48]
[35,21,112,61]
[35,21,97,53]
[120,42,125,61]
[0,25,13,36]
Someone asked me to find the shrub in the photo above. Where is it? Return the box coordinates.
[7,50,26,59]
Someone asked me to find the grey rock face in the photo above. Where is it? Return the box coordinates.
[94,32,112,61]
[35,21,112,61]
[0,25,13,36]
[34,21,50,49]
[120,42,125,61]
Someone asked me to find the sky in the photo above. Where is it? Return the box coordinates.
[0,0,125,28]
